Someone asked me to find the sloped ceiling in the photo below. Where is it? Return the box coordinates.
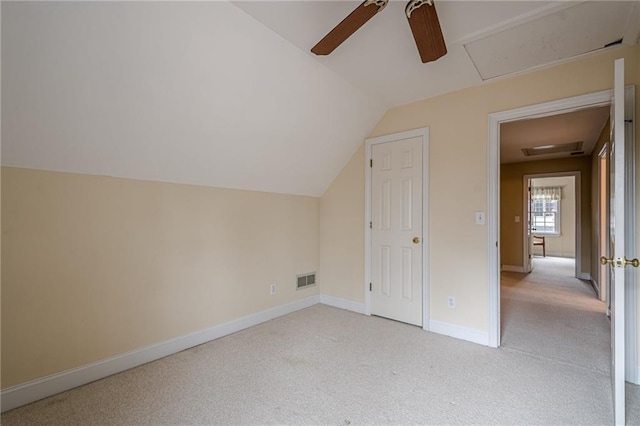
[1,2,386,197]
[3,2,639,197]
[236,1,640,106]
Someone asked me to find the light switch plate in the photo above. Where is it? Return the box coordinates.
[515,216,520,223]
[475,211,485,225]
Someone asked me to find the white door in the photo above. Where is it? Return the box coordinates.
[371,136,423,326]
[607,57,626,426]
[526,180,533,273]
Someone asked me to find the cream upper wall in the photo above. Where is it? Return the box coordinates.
[320,45,640,333]
[1,167,319,388]
[530,176,576,258]
[319,145,366,303]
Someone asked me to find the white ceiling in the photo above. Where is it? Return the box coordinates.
[2,1,639,197]
[1,2,385,197]
[235,1,640,107]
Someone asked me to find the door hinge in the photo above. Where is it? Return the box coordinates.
[370,221,372,229]
[370,159,373,168]
[369,283,372,291]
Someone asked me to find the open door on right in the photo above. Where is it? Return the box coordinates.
[603,57,639,426]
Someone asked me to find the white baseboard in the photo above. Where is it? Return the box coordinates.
[0,295,321,413]
[501,265,525,273]
[320,294,365,314]
[590,278,600,298]
[429,319,489,346]
[578,272,591,281]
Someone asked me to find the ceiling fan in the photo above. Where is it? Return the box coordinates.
[311,0,447,64]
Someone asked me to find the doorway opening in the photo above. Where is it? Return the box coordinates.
[525,173,579,277]
[487,86,638,384]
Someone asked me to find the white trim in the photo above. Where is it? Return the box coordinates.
[591,277,601,299]
[623,85,638,385]
[578,272,592,281]
[501,265,525,273]
[488,88,614,350]
[429,320,489,346]
[364,128,430,330]
[320,295,365,314]
[487,86,637,383]
[0,295,320,412]
[488,115,500,348]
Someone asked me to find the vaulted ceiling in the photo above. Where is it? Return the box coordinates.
[2,2,386,197]
[236,1,640,106]
[2,1,639,197]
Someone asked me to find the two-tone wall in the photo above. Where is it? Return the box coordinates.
[2,168,320,389]
[319,44,640,340]
[3,31,640,412]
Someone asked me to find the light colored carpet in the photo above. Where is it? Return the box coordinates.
[501,256,610,373]
[2,258,639,424]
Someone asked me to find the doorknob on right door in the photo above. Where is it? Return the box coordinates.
[601,256,639,268]
[623,257,640,268]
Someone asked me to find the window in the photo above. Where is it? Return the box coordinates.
[530,187,561,235]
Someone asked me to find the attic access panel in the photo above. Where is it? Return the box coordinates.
[464,1,636,80]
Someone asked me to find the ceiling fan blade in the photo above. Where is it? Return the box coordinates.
[406,0,447,63]
[311,0,388,56]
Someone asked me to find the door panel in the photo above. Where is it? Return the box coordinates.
[371,137,423,326]
[609,57,625,426]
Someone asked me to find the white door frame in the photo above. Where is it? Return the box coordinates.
[364,127,430,329]
[522,172,581,277]
[488,88,637,385]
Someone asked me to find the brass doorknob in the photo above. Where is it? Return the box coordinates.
[601,256,640,268]
[413,237,421,244]
[624,257,640,268]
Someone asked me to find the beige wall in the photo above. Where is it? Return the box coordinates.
[4,46,640,393]
[319,145,366,303]
[501,159,590,268]
[1,167,320,388]
[530,176,576,258]
[320,44,640,333]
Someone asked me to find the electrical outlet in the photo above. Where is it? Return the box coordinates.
[270,284,277,295]
[447,296,456,309]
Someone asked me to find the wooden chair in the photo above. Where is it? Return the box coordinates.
[533,235,546,257]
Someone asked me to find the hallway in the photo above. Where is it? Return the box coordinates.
[501,256,609,371]
[501,257,640,422]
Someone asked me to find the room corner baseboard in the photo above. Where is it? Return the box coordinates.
[578,272,591,281]
[0,295,321,413]
[320,294,365,314]
[429,319,489,346]
[501,265,525,273]
[590,278,601,298]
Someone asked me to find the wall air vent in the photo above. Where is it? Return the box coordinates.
[522,141,583,157]
[296,272,316,290]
